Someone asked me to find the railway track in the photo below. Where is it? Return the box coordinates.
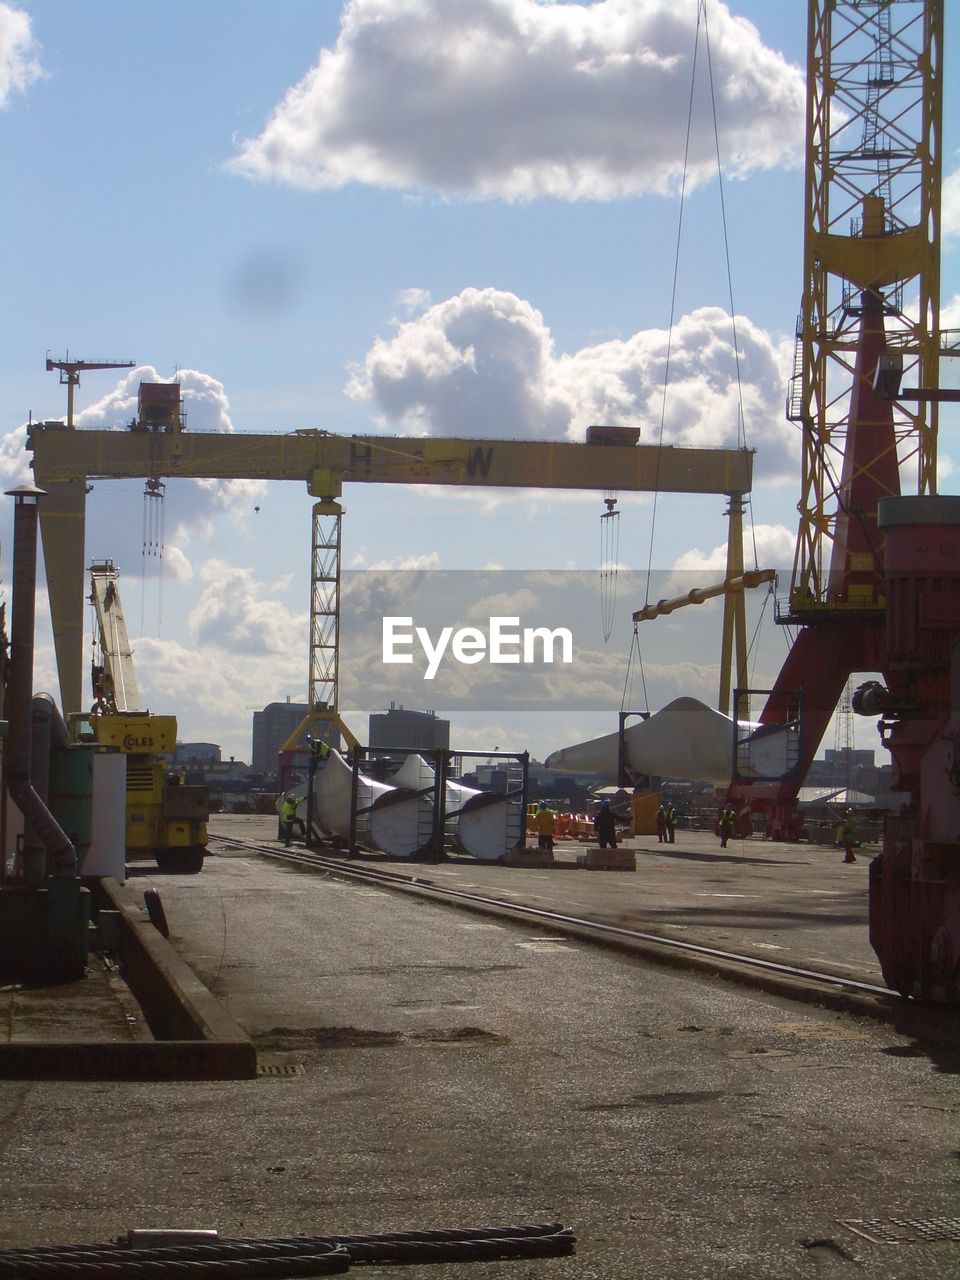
[210,834,896,1005]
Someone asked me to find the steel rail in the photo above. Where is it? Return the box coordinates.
[210,836,894,1001]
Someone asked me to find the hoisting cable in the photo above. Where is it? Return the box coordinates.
[600,491,620,641]
[744,578,775,689]
[141,478,166,637]
[701,0,759,572]
[643,1,704,609]
[620,624,649,717]
[0,1223,576,1278]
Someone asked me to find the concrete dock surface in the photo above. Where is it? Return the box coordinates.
[1,817,958,1278]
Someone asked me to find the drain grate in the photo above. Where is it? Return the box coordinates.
[256,1060,306,1078]
[839,1217,960,1244]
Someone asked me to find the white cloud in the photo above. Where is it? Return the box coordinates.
[396,287,432,316]
[188,559,307,655]
[942,292,960,330]
[346,287,569,439]
[366,550,441,571]
[465,587,538,622]
[75,365,234,433]
[229,0,804,201]
[670,522,795,576]
[557,307,795,472]
[162,545,194,585]
[0,3,42,108]
[0,423,32,487]
[641,522,791,622]
[132,634,306,763]
[70,366,268,578]
[346,286,796,482]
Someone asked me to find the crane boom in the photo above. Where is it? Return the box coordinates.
[89,560,140,713]
[45,355,136,427]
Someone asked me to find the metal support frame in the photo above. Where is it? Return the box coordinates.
[337,747,529,859]
[732,688,804,784]
[447,750,529,856]
[617,711,651,790]
[342,746,450,861]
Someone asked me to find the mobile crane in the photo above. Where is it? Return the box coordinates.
[68,559,208,874]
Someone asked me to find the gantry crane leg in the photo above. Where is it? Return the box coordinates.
[718,496,749,718]
[728,616,886,840]
[36,480,87,716]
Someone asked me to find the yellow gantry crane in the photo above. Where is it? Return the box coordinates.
[28,410,754,745]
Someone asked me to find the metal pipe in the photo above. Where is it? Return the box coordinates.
[632,568,775,622]
[32,692,71,750]
[5,485,77,880]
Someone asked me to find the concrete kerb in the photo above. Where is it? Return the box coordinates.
[0,878,257,1081]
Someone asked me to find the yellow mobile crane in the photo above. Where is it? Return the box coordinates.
[69,559,208,874]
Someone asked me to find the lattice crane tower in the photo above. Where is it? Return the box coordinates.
[787,0,944,616]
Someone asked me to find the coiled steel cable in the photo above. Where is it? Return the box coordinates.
[0,1222,575,1277]
[0,1242,349,1279]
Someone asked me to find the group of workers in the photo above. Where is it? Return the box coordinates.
[280,777,862,865]
[655,801,677,844]
[535,800,619,851]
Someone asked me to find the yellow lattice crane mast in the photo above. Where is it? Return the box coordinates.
[787,0,945,616]
[728,0,956,845]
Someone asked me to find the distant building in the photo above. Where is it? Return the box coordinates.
[807,747,879,794]
[175,742,221,765]
[369,703,450,752]
[252,700,310,774]
[823,748,875,768]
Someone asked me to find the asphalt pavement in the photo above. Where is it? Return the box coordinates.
[2,820,959,1279]
[215,815,881,984]
[0,820,898,1050]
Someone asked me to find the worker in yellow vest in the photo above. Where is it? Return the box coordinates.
[535,802,556,852]
[838,810,858,864]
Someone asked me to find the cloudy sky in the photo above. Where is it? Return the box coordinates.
[1,0,958,765]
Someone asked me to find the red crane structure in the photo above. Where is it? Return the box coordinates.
[728,1,960,1002]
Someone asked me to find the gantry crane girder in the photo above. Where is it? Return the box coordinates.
[27,421,753,717]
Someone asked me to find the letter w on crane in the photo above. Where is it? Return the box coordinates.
[466,446,494,479]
